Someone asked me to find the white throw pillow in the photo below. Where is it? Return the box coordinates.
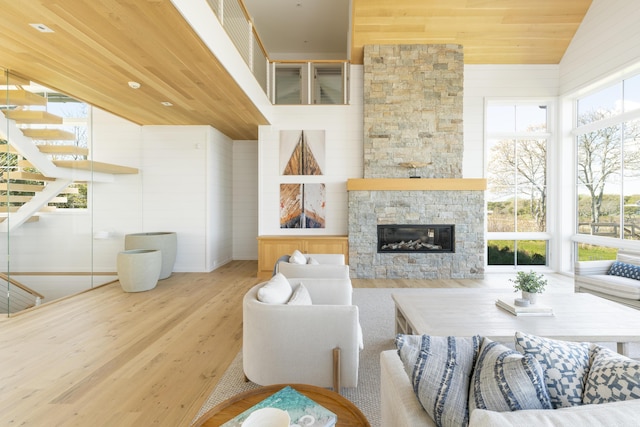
[289,250,307,264]
[287,283,313,305]
[306,256,320,265]
[257,273,292,304]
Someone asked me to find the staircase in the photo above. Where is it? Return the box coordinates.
[1,80,138,231]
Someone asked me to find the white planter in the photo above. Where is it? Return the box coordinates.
[117,249,162,292]
[125,232,177,280]
[522,291,539,305]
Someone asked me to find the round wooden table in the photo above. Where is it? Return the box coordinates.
[193,384,370,426]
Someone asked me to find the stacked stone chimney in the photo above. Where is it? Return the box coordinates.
[348,44,485,279]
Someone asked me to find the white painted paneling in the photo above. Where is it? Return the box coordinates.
[560,0,640,95]
[207,127,234,270]
[141,126,231,272]
[258,66,364,235]
[233,140,259,260]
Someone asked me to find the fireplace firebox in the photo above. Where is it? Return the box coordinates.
[377,224,455,253]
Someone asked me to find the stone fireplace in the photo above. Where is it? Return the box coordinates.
[348,44,485,279]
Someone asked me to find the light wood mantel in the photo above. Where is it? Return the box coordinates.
[346,178,487,191]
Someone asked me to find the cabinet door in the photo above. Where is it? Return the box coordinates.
[305,238,349,264]
[258,239,301,275]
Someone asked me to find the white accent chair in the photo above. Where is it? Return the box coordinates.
[276,253,350,279]
[242,277,361,391]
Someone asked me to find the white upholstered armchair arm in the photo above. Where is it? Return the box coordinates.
[574,259,614,276]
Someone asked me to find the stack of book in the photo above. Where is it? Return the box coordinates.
[221,385,337,427]
[495,298,554,316]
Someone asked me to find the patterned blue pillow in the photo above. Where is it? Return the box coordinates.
[608,261,640,280]
[396,334,482,427]
[515,332,590,408]
[583,344,640,404]
[470,338,552,413]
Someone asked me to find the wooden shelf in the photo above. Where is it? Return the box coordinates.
[347,178,487,191]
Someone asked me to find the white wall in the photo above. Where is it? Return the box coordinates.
[233,141,259,259]
[257,66,364,236]
[207,127,234,269]
[140,125,233,272]
[560,0,640,96]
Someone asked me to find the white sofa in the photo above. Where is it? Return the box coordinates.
[575,250,640,309]
[243,277,361,391]
[380,349,640,426]
[276,253,350,279]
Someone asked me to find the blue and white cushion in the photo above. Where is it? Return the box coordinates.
[515,332,590,408]
[583,344,640,404]
[396,334,481,427]
[608,261,640,280]
[470,338,552,413]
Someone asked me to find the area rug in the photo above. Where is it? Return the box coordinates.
[192,288,399,426]
[192,287,640,426]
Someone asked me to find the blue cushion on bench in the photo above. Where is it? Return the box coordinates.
[608,261,640,280]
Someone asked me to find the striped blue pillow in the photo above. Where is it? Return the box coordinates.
[396,334,481,427]
[470,338,552,413]
[608,261,640,280]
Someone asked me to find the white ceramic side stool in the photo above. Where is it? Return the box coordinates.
[117,249,162,292]
[124,232,177,280]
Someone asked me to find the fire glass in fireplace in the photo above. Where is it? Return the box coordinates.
[377,224,455,253]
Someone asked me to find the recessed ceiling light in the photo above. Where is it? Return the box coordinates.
[128,81,141,89]
[161,101,173,107]
[29,23,54,33]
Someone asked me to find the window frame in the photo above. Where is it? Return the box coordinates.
[484,98,555,270]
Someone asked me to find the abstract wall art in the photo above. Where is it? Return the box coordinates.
[280,183,326,228]
[280,130,325,176]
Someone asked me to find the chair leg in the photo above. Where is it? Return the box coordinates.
[333,347,341,394]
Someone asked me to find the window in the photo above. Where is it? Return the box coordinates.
[485,101,552,266]
[575,76,640,243]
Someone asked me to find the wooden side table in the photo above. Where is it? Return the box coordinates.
[193,384,370,427]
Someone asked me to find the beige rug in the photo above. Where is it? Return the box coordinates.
[192,287,640,426]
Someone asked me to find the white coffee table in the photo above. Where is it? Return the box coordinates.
[392,289,640,356]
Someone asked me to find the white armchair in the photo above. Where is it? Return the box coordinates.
[276,253,350,279]
[242,277,361,391]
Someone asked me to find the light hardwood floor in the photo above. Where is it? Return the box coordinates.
[0,261,574,426]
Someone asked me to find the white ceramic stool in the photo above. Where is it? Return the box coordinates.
[117,249,162,292]
[124,232,177,280]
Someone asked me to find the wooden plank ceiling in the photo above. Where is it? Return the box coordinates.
[0,0,268,140]
[351,0,593,64]
[0,0,593,139]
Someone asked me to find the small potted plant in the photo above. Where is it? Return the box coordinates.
[510,270,547,304]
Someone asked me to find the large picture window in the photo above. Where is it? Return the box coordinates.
[575,75,640,243]
[485,101,551,266]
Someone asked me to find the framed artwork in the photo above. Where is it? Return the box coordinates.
[280,183,326,228]
[280,130,325,175]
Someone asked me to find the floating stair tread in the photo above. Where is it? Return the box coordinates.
[0,182,44,192]
[5,74,30,86]
[53,160,138,174]
[0,216,39,224]
[4,90,47,106]
[0,171,55,181]
[0,196,66,204]
[4,110,63,125]
[37,145,89,156]
[22,129,76,140]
